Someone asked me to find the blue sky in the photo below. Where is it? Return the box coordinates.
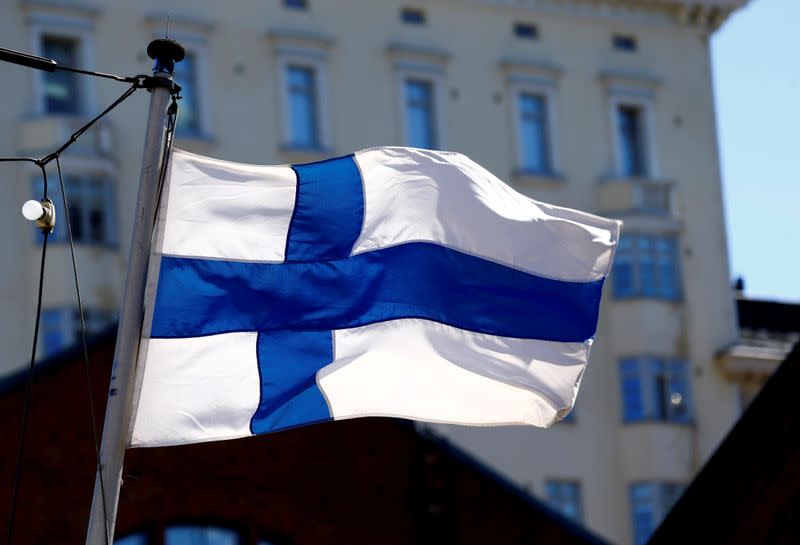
[711,0,800,301]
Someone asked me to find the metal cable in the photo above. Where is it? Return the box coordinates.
[55,156,111,545]
[4,165,49,545]
[1,80,143,545]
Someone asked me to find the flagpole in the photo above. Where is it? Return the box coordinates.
[85,38,184,545]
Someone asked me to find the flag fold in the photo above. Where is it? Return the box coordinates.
[129,147,620,448]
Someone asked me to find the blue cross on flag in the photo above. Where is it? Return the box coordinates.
[129,147,620,448]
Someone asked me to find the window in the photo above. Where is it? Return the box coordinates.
[117,527,241,545]
[513,22,538,39]
[545,480,583,523]
[33,174,116,245]
[39,307,115,357]
[400,7,426,25]
[285,65,320,148]
[612,234,680,299]
[175,51,202,135]
[616,104,647,177]
[613,34,638,52]
[619,357,692,423]
[166,526,240,545]
[405,78,437,149]
[283,0,308,9]
[630,482,685,545]
[115,534,148,545]
[41,35,81,114]
[518,93,551,174]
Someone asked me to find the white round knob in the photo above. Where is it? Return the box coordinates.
[22,200,44,221]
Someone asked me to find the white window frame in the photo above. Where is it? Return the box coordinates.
[269,29,334,151]
[387,43,449,149]
[511,83,560,175]
[398,73,444,149]
[27,11,96,117]
[500,58,563,177]
[600,71,660,179]
[278,56,330,150]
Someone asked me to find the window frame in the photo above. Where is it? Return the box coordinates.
[32,171,117,247]
[395,70,445,150]
[512,87,558,175]
[29,15,96,117]
[168,32,213,140]
[629,482,685,545]
[544,479,583,523]
[501,58,562,178]
[609,94,657,179]
[277,51,331,152]
[612,233,681,300]
[388,44,449,150]
[619,356,693,424]
[402,76,438,149]
[38,306,115,357]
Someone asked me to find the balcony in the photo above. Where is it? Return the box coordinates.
[596,177,676,218]
[18,115,114,158]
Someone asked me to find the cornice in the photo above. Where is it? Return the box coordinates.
[443,0,748,33]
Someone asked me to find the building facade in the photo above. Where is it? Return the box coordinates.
[0,1,748,544]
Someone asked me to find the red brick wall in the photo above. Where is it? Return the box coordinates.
[0,336,600,545]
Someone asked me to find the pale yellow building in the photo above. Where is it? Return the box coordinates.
[0,1,755,544]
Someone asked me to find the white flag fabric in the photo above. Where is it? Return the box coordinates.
[129,147,620,448]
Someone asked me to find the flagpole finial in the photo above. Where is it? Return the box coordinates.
[146,38,185,76]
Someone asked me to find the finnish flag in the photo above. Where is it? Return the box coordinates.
[129,147,620,448]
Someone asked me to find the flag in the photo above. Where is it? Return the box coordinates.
[129,147,620,447]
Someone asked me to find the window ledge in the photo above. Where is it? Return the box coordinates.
[612,295,683,304]
[621,419,695,427]
[512,170,566,189]
[598,174,672,185]
[279,143,335,163]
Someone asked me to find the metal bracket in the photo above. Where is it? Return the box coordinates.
[35,199,56,234]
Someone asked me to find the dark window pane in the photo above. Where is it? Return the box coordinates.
[175,52,201,134]
[283,0,308,9]
[545,480,583,523]
[519,93,550,173]
[401,8,425,25]
[41,309,66,356]
[613,34,638,52]
[166,526,240,545]
[287,65,319,148]
[68,203,83,240]
[630,483,656,545]
[405,79,436,149]
[42,36,80,114]
[115,533,149,545]
[514,22,538,39]
[620,359,644,421]
[617,105,646,177]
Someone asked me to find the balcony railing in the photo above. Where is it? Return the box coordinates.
[597,177,676,217]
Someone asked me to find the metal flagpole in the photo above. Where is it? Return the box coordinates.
[85,38,184,545]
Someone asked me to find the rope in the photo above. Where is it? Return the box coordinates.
[55,156,111,545]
